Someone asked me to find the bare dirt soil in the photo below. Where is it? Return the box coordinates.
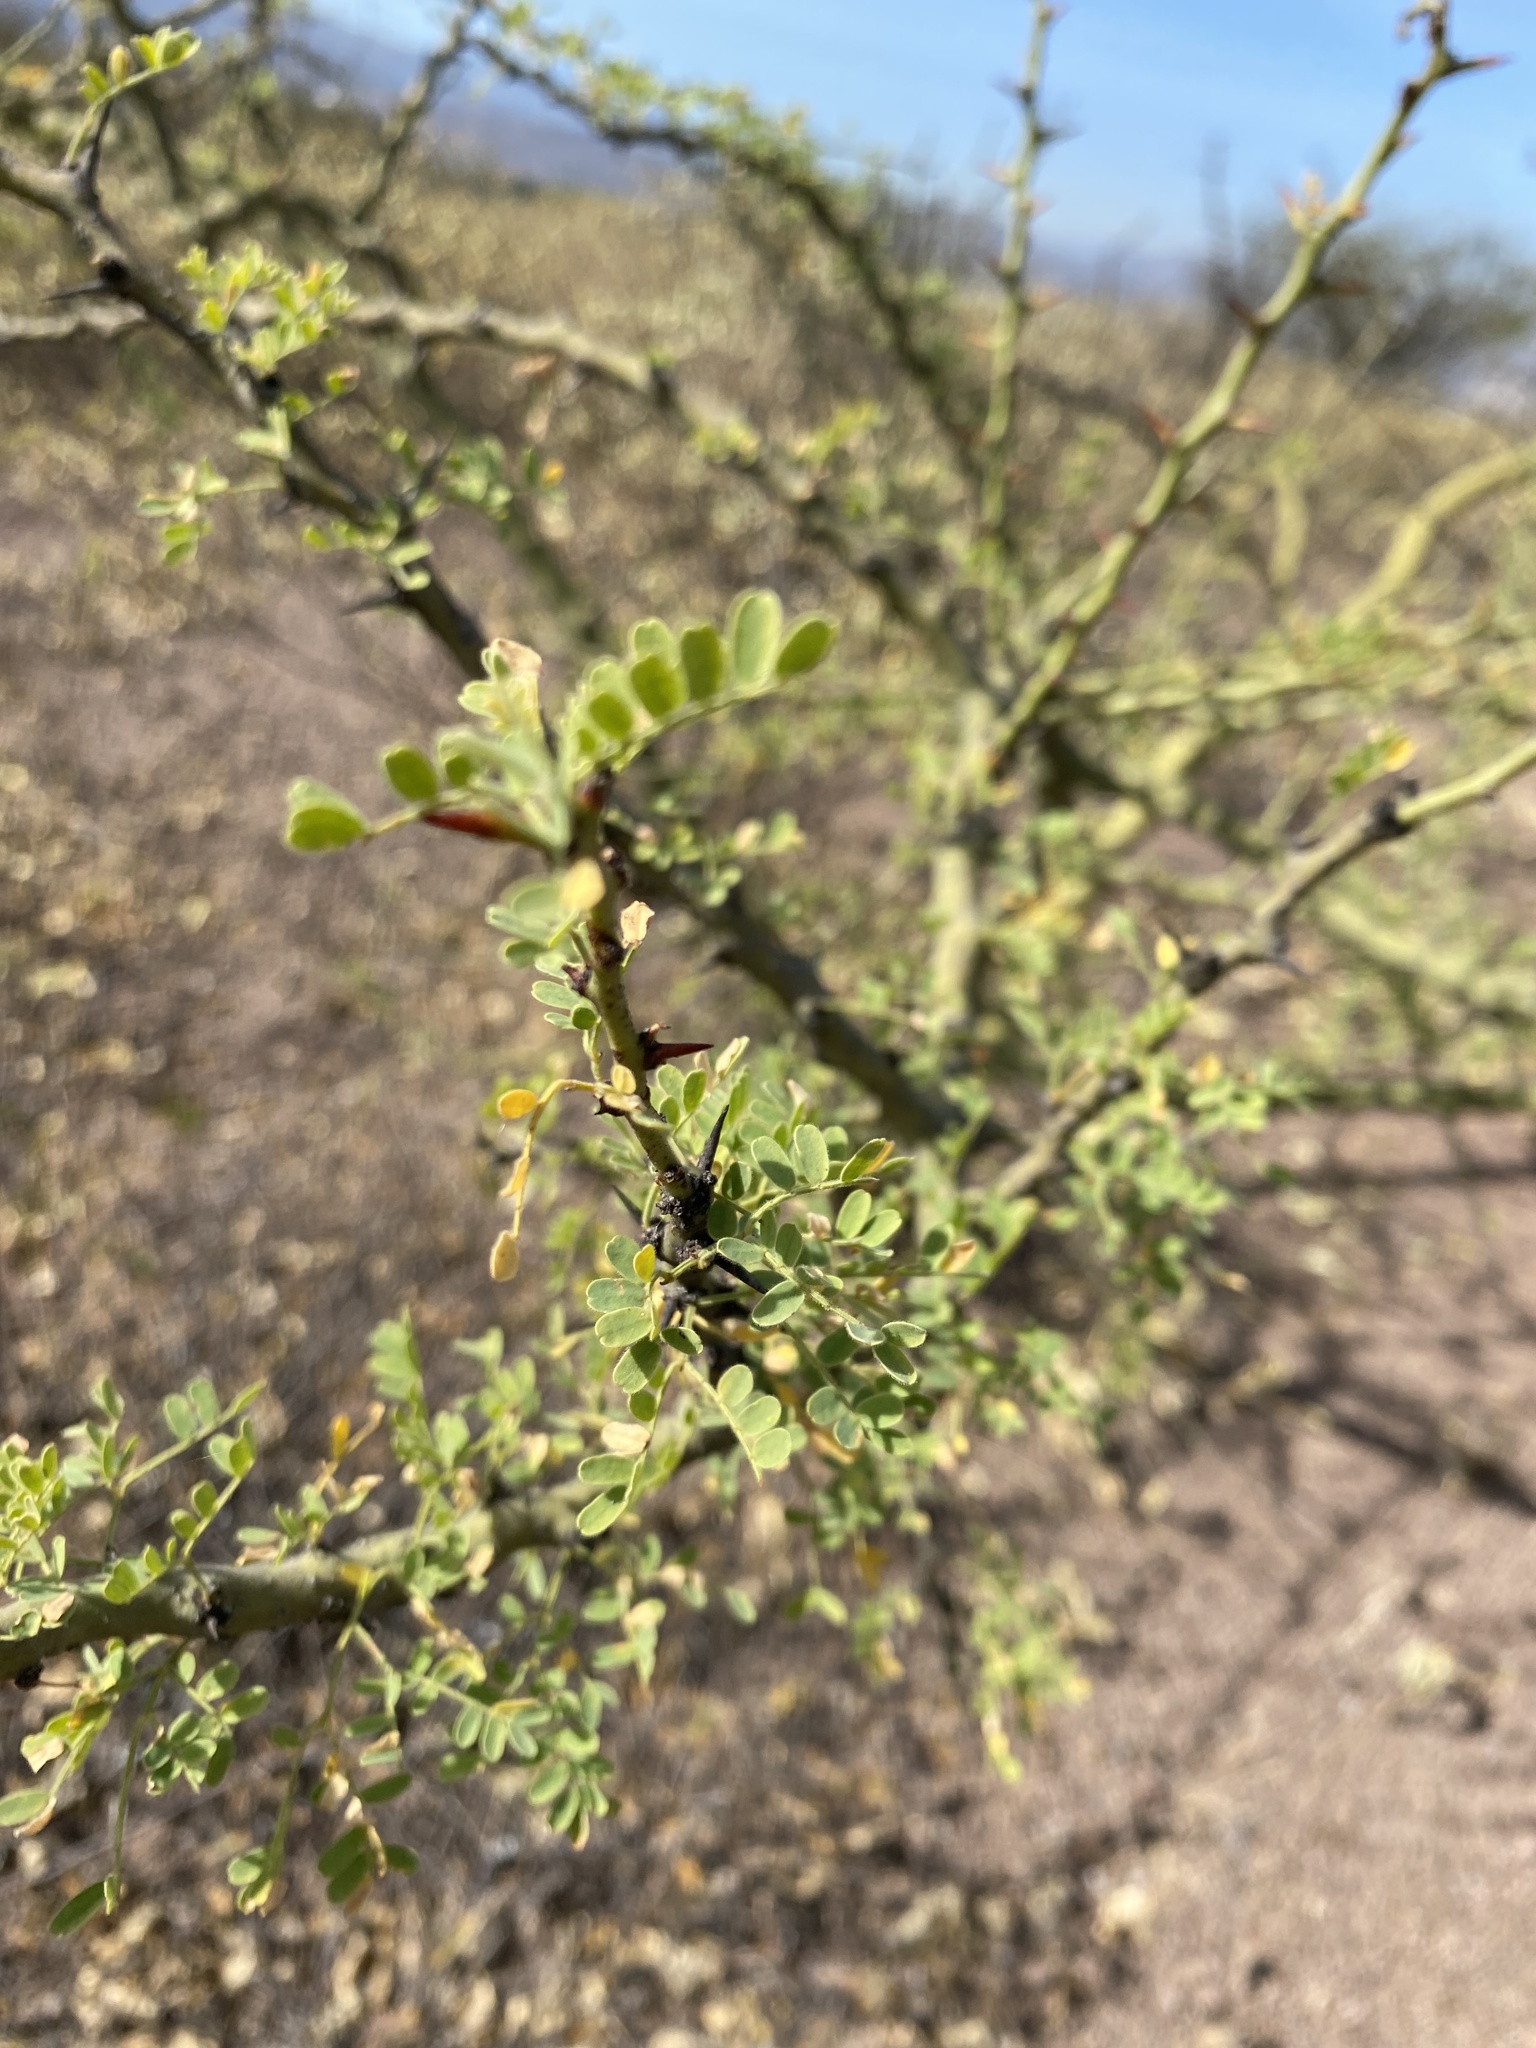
[4,440,1536,2048]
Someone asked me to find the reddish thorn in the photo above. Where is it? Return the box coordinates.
[421,808,522,840]
[638,1023,714,1070]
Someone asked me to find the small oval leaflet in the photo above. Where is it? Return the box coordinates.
[588,690,634,739]
[357,1771,411,1805]
[751,1281,805,1328]
[752,1138,796,1190]
[861,1209,903,1247]
[630,652,685,716]
[381,744,438,803]
[730,589,783,687]
[791,1125,830,1186]
[576,1488,630,1538]
[680,622,723,699]
[578,1453,639,1486]
[776,614,837,677]
[840,1138,893,1183]
[0,1787,52,1828]
[586,1276,645,1314]
[735,1393,782,1437]
[716,1362,755,1412]
[285,778,367,853]
[749,1427,794,1470]
[49,1880,110,1937]
[806,1386,845,1427]
[594,1306,654,1349]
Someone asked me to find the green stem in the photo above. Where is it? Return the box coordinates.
[0,1496,559,1684]
[977,0,1054,552]
[987,15,1465,772]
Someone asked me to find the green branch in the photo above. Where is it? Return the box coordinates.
[987,6,1478,772]
[1338,434,1536,626]
[992,726,1536,1201]
[978,0,1055,551]
[0,1498,558,1687]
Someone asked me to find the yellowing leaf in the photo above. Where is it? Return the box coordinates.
[560,859,605,913]
[609,1064,636,1095]
[761,1336,798,1376]
[620,900,655,951]
[499,1155,530,1200]
[489,1230,520,1281]
[1154,933,1182,973]
[1382,734,1417,773]
[600,1420,650,1456]
[497,1088,538,1120]
[465,638,542,735]
[1190,1053,1223,1085]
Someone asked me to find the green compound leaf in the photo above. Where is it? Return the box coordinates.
[586,1277,645,1314]
[594,1306,654,1350]
[751,1138,796,1190]
[526,1759,571,1807]
[576,1487,630,1537]
[861,1210,903,1247]
[679,622,723,700]
[729,589,783,687]
[326,1856,373,1905]
[0,1787,52,1829]
[50,1880,110,1937]
[750,1281,805,1328]
[874,1337,919,1385]
[716,1363,755,1413]
[776,614,837,677]
[791,1124,830,1186]
[577,1454,639,1487]
[162,1393,197,1441]
[318,1827,370,1879]
[357,1772,411,1805]
[713,1236,768,1270]
[381,744,438,802]
[734,1393,782,1438]
[588,689,634,739]
[630,651,685,716]
[881,1321,928,1347]
[285,778,367,853]
[840,1138,892,1183]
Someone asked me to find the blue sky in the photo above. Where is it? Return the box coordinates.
[321,0,1536,263]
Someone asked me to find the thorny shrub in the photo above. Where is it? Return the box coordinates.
[3,0,1536,1932]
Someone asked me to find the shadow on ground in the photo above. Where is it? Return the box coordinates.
[3,478,1536,2048]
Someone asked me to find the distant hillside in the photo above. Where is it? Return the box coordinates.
[290,12,667,191]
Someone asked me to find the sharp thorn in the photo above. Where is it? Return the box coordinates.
[696,1105,729,1176]
[710,1253,764,1294]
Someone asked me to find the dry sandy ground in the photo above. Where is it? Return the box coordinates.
[3,480,1536,2048]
